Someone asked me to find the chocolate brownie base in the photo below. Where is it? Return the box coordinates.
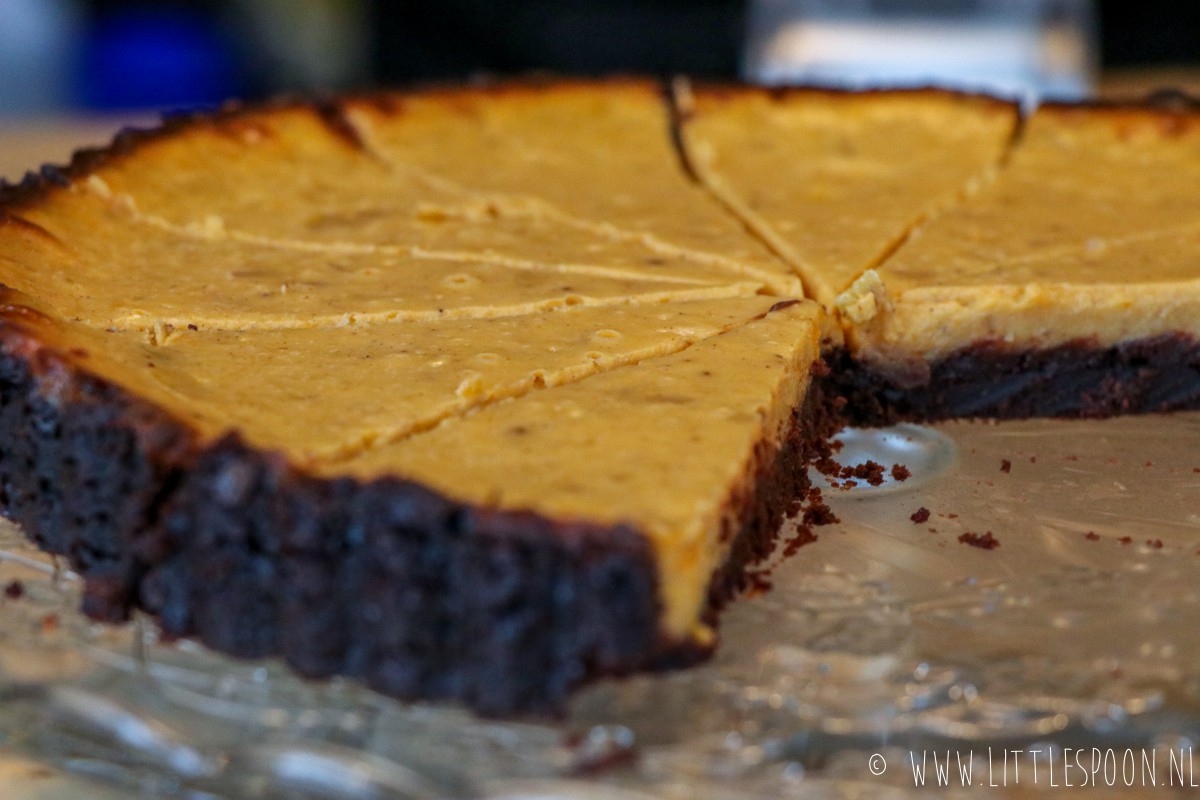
[700,378,842,623]
[0,317,195,621]
[825,334,1200,425]
[138,441,665,715]
[0,315,823,715]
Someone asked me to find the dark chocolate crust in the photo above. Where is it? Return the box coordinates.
[0,312,825,715]
[825,334,1200,425]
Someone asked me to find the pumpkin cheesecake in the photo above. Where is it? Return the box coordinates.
[2,79,1200,714]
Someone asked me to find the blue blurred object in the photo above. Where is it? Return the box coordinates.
[78,5,243,111]
[0,0,84,115]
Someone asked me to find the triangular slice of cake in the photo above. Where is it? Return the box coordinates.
[126,300,827,712]
[0,193,761,330]
[324,299,823,645]
[674,81,1019,305]
[828,100,1200,419]
[341,80,803,295]
[5,294,787,461]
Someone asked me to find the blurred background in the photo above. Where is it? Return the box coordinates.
[0,0,1198,118]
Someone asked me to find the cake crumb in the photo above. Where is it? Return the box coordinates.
[1000,459,1011,473]
[910,507,931,524]
[1084,531,1100,541]
[782,526,820,557]
[3,580,23,599]
[1029,456,1037,464]
[744,570,773,596]
[41,613,59,633]
[813,454,840,476]
[838,460,887,486]
[803,501,840,527]
[958,531,1000,550]
[778,491,833,559]
[891,464,911,481]
[1118,536,1133,545]
[1146,538,1164,549]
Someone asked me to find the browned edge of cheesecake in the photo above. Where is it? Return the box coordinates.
[672,79,1028,110]
[0,75,670,218]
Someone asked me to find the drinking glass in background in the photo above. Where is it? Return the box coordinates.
[744,0,1099,102]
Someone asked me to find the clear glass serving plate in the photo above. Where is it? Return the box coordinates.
[2,414,1199,798]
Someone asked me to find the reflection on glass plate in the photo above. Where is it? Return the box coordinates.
[2,415,1200,798]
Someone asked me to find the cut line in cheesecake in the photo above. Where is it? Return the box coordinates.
[0,191,776,334]
[670,76,1024,308]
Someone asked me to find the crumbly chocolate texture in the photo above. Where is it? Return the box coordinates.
[0,316,829,715]
[698,385,842,627]
[825,334,1200,424]
[139,446,665,714]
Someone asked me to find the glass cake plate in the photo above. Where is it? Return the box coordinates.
[2,414,1200,799]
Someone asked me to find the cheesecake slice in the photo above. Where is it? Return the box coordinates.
[674,82,1020,305]
[324,299,823,645]
[829,100,1200,419]
[0,191,760,331]
[340,80,803,295]
[124,300,826,712]
[9,294,789,462]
